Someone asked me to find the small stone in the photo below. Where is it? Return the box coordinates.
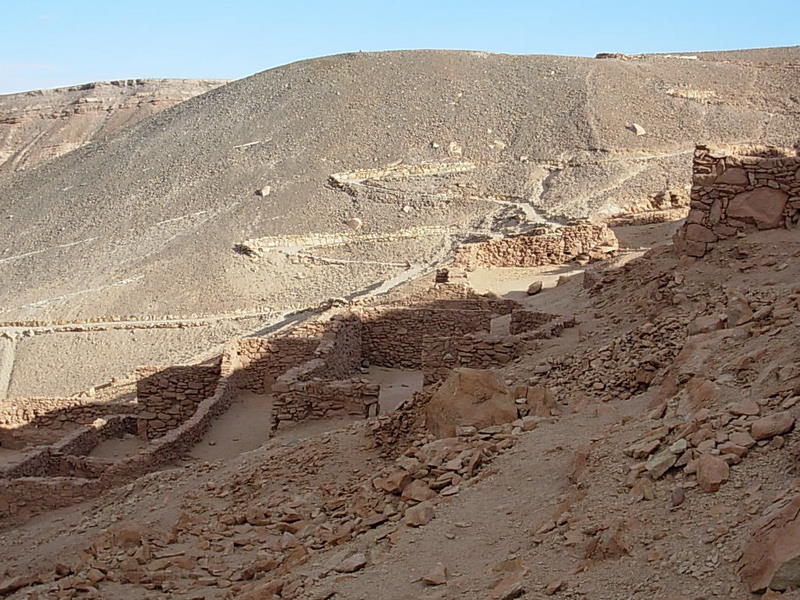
[527,281,543,295]
[697,454,730,493]
[670,487,686,507]
[645,450,677,479]
[422,562,447,586]
[256,186,271,197]
[490,572,525,599]
[628,123,646,136]
[545,579,563,595]
[336,553,367,573]
[401,480,437,503]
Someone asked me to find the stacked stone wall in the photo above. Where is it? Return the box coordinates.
[1,415,137,480]
[358,308,493,369]
[452,223,618,269]
[230,336,319,394]
[136,365,221,439]
[675,144,800,257]
[422,333,523,383]
[271,316,372,430]
[0,398,137,448]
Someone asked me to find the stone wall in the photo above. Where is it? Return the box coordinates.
[452,223,618,269]
[383,284,521,315]
[675,144,800,257]
[1,415,137,480]
[0,398,137,448]
[271,315,372,430]
[271,378,380,426]
[509,310,557,335]
[359,308,493,368]
[230,336,320,394]
[136,365,221,440]
[422,333,523,383]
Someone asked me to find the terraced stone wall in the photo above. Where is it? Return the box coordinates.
[675,145,800,257]
[509,310,557,335]
[452,223,618,269]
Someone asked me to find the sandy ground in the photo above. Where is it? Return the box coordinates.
[89,435,147,460]
[367,366,423,413]
[188,390,274,462]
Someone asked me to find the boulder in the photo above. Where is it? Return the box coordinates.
[697,454,729,492]
[404,501,435,527]
[401,480,437,503]
[727,292,753,327]
[751,412,795,441]
[740,496,800,592]
[727,188,788,229]
[425,369,518,438]
[336,553,366,573]
[526,281,543,295]
[687,314,725,336]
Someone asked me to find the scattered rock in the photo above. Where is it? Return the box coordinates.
[527,281,543,295]
[256,186,271,197]
[628,123,646,136]
[751,412,795,441]
[404,501,435,527]
[422,562,448,586]
[697,454,730,493]
[336,553,367,573]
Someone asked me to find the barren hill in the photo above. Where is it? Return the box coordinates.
[1,48,799,396]
[0,79,227,173]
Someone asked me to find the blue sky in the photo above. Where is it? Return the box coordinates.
[1,0,798,94]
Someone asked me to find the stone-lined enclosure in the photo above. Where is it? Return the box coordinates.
[675,144,800,257]
[0,215,606,526]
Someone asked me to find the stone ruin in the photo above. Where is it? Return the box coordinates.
[674,144,800,257]
[0,219,622,527]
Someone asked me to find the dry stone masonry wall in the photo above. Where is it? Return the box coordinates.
[675,144,800,257]
[358,308,493,368]
[452,223,618,269]
[230,336,320,394]
[422,333,523,384]
[136,365,221,440]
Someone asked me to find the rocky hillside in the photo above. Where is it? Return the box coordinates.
[0,79,227,173]
[1,47,798,397]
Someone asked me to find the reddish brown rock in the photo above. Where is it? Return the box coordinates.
[697,454,729,492]
[401,479,437,503]
[684,224,718,243]
[729,398,760,416]
[716,167,749,186]
[740,496,800,592]
[404,501,435,527]
[728,188,788,229]
[425,368,517,438]
[751,412,795,441]
[422,562,448,586]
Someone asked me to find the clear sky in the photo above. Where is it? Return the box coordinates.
[1,0,798,94]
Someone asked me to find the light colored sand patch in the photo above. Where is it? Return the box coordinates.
[90,435,147,460]
[190,390,273,461]
[366,366,423,413]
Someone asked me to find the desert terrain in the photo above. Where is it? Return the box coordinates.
[1,47,800,599]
